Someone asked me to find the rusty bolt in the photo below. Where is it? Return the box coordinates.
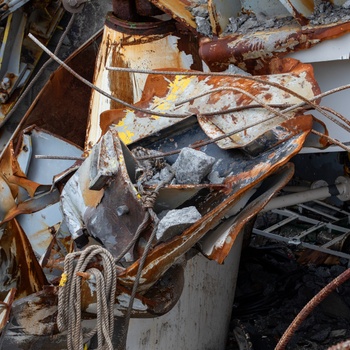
[48,226,57,235]
[76,271,92,280]
[0,91,9,104]
[1,77,10,90]
[117,205,129,216]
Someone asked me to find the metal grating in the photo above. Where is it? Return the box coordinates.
[253,200,350,260]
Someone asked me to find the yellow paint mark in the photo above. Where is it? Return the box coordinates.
[114,118,135,145]
[0,14,13,67]
[59,273,68,287]
[153,75,194,117]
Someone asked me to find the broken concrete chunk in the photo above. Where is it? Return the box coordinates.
[172,147,215,184]
[195,16,212,36]
[191,5,208,18]
[156,206,202,243]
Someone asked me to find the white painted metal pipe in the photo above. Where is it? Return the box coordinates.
[262,176,350,212]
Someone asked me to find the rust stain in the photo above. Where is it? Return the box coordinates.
[5,175,42,198]
[303,0,315,12]
[81,174,105,209]
[209,163,295,263]
[199,21,350,75]
[117,130,310,291]
[109,37,134,111]
[280,113,313,133]
[0,219,47,301]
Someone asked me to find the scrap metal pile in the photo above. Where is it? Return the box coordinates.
[0,0,65,126]
[1,0,350,349]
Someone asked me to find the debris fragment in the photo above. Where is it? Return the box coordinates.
[172,147,215,184]
[156,206,202,242]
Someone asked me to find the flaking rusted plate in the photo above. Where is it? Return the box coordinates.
[200,162,295,263]
[102,62,319,151]
[199,21,350,74]
[118,128,311,292]
[0,219,47,301]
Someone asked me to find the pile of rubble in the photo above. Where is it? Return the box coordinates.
[227,243,350,349]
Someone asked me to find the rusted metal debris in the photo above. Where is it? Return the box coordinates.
[0,0,65,126]
[199,21,350,74]
[100,58,321,151]
[2,0,350,348]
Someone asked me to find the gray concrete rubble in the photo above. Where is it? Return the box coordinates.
[156,207,202,243]
[172,147,216,184]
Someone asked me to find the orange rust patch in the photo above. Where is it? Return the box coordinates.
[81,173,104,208]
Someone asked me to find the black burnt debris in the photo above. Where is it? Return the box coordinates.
[227,243,350,350]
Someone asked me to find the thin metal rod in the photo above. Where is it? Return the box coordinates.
[275,268,350,350]
[28,33,190,119]
[311,130,350,152]
[320,105,350,128]
[29,34,350,141]
[105,65,350,104]
[35,155,85,160]
[200,103,293,116]
[176,88,350,135]
[106,65,346,127]
[175,86,292,121]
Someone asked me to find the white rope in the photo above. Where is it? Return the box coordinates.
[57,245,117,350]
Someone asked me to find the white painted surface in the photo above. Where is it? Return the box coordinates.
[126,232,243,350]
[87,26,196,148]
[290,32,350,63]
[300,59,350,153]
[16,129,83,258]
[287,32,350,153]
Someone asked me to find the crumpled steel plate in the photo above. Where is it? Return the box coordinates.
[199,21,350,74]
[118,126,311,292]
[200,162,295,263]
[0,219,47,301]
[101,60,319,152]
[61,129,148,260]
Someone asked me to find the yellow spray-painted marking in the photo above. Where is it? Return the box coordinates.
[152,75,194,118]
[0,14,13,67]
[59,272,68,287]
[114,76,193,142]
[114,116,135,145]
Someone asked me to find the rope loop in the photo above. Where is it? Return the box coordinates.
[141,191,158,208]
[57,245,117,350]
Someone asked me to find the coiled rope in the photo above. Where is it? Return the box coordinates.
[57,245,117,350]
